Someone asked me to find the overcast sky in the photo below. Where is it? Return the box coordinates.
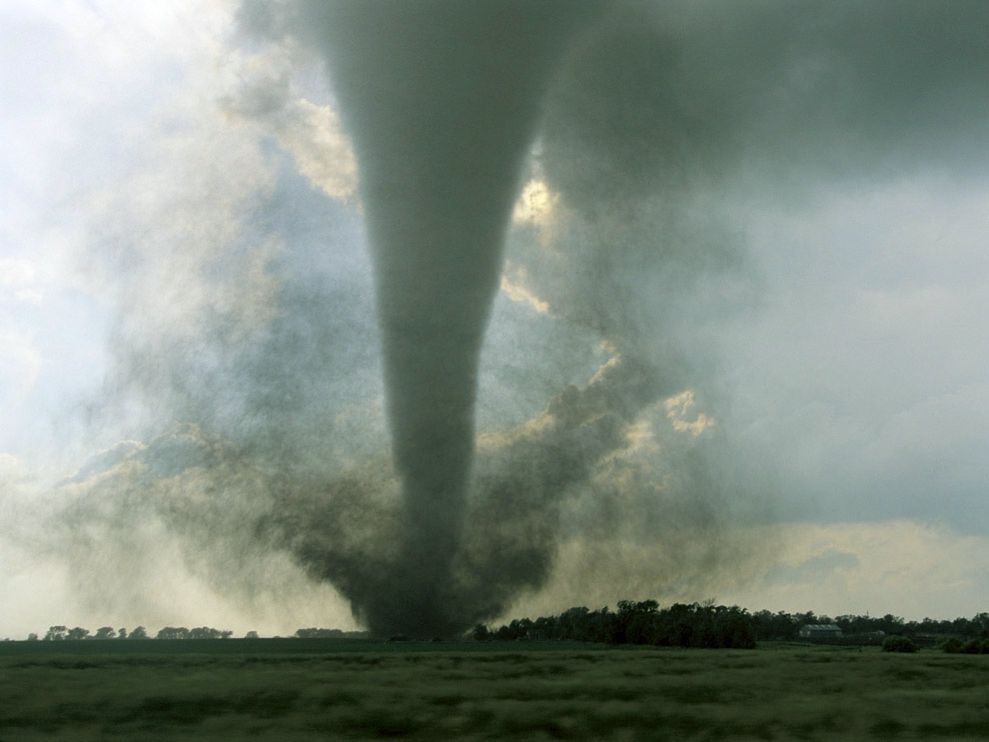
[1,0,987,638]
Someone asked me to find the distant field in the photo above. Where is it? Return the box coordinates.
[1,641,987,740]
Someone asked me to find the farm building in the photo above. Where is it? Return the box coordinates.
[798,624,843,639]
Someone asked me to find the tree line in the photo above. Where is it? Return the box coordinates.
[474,601,989,650]
[748,609,989,642]
[34,626,233,641]
[26,626,364,641]
[474,601,757,649]
[20,605,989,649]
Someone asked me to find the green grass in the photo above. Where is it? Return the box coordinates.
[0,641,986,740]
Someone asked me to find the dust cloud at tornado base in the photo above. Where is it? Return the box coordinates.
[10,0,989,636]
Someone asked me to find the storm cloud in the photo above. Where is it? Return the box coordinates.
[2,0,989,637]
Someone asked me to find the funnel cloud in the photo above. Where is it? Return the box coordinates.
[275,1,603,636]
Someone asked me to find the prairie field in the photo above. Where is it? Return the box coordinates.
[0,640,987,740]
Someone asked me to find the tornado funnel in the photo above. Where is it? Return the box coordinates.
[314,1,598,636]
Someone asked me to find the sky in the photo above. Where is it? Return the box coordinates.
[0,0,987,638]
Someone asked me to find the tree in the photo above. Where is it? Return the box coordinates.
[186,627,233,639]
[558,607,590,640]
[471,624,490,641]
[118,628,128,640]
[244,630,259,639]
[616,599,660,644]
[44,626,68,641]
[532,616,558,640]
[752,610,798,641]
[878,614,905,635]
[27,633,38,641]
[66,627,90,640]
[156,627,189,640]
[93,627,117,640]
[129,626,148,639]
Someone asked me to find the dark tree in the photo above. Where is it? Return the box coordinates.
[471,624,489,641]
[44,626,68,641]
[186,627,233,639]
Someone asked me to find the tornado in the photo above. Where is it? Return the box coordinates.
[304,1,600,636]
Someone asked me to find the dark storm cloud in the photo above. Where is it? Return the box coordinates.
[542,1,989,201]
[526,0,989,349]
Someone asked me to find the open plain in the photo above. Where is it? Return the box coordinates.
[0,640,987,740]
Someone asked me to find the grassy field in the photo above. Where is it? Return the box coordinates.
[0,640,987,740]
